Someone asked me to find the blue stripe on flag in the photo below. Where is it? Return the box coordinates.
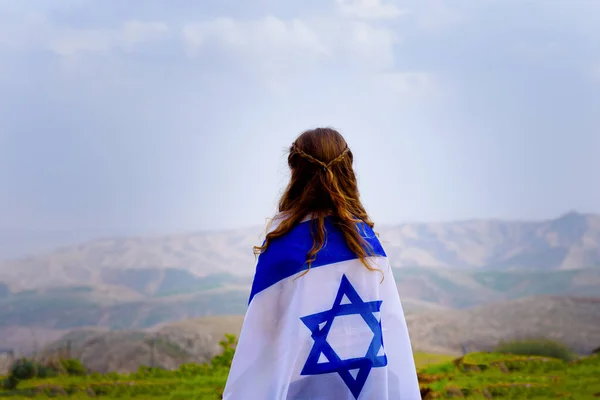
[248,217,386,304]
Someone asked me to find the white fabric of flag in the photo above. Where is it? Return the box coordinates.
[223,216,421,399]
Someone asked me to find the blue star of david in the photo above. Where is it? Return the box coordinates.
[300,274,387,399]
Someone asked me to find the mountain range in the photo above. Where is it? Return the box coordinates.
[1,211,599,354]
[1,211,599,292]
[1,266,599,354]
[28,295,600,374]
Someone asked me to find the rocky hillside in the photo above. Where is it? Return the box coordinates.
[379,211,600,270]
[393,266,600,308]
[1,211,599,357]
[0,226,262,291]
[40,316,244,374]
[2,267,599,354]
[1,212,599,292]
[406,295,600,355]
[35,295,600,373]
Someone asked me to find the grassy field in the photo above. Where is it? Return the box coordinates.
[1,339,599,399]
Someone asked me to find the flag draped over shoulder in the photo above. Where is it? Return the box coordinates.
[223,217,421,400]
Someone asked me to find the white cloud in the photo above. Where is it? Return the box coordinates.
[0,14,168,57]
[336,0,407,20]
[182,16,331,81]
[416,3,464,31]
[344,21,399,70]
[178,10,442,99]
[47,20,169,57]
[182,16,328,60]
[182,15,400,74]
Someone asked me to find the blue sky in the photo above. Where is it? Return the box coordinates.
[0,0,599,236]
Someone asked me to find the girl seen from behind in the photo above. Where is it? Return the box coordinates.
[223,127,421,399]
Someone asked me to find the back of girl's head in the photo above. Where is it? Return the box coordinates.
[280,128,358,216]
[255,127,377,272]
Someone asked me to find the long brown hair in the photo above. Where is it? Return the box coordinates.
[254,127,379,273]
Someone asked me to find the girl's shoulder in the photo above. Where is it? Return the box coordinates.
[261,214,384,261]
[250,215,386,303]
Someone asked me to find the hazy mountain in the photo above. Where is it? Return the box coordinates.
[1,212,599,292]
[39,316,245,374]
[30,295,600,374]
[394,266,600,308]
[378,211,600,270]
[0,228,142,262]
[0,226,263,291]
[2,267,599,353]
[1,211,599,354]
[406,295,600,355]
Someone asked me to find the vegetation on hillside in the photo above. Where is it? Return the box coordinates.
[0,285,250,330]
[419,351,600,399]
[393,267,600,308]
[2,268,599,334]
[1,336,599,399]
[494,338,576,362]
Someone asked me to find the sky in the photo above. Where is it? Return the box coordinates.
[0,0,599,239]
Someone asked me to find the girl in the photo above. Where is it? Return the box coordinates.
[223,128,420,399]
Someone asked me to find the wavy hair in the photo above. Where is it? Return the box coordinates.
[254,127,379,275]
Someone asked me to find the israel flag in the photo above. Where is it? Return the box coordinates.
[223,216,421,399]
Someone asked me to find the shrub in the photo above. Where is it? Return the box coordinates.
[36,363,59,378]
[4,356,85,390]
[494,339,575,362]
[420,361,456,375]
[10,358,38,380]
[175,362,211,377]
[210,334,237,369]
[60,358,86,376]
[5,357,44,390]
[1,375,18,390]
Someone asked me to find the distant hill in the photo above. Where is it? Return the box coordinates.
[1,211,599,354]
[1,211,599,292]
[40,316,245,374]
[379,211,600,270]
[0,267,600,349]
[2,267,599,354]
[394,266,600,308]
[1,267,597,330]
[0,226,263,291]
[406,296,600,355]
[36,296,600,373]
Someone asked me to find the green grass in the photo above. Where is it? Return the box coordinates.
[413,352,455,369]
[419,352,600,399]
[1,338,599,399]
